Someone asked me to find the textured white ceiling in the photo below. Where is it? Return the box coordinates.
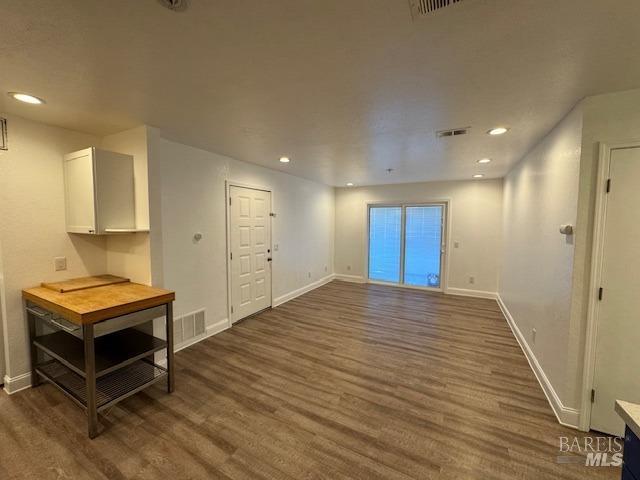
[1,0,640,186]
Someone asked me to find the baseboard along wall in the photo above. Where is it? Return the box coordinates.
[496,294,581,429]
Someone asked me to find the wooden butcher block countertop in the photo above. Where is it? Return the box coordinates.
[23,275,175,325]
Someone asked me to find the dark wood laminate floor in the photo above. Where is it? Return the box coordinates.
[0,281,619,479]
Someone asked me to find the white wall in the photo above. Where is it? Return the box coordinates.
[148,135,335,331]
[568,89,640,409]
[0,114,106,387]
[499,104,583,415]
[498,88,640,423]
[334,179,503,295]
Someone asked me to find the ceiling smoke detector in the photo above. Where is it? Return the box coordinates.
[409,0,464,19]
[158,0,189,12]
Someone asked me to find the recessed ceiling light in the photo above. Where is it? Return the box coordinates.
[472,174,485,179]
[477,158,492,164]
[488,127,508,136]
[346,182,354,187]
[9,92,45,105]
[279,157,290,163]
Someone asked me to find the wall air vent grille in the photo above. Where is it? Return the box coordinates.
[0,118,7,150]
[409,0,463,19]
[436,127,469,139]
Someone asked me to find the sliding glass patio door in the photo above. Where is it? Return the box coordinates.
[368,204,445,289]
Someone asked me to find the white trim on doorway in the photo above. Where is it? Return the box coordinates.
[225,181,274,325]
[579,139,640,432]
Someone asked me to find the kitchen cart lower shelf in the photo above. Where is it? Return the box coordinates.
[36,358,168,412]
[34,328,167,378]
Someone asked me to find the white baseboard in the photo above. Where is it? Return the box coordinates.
[445,287,497,300]
[273,274,336,307]
[3,371,33,395]
[333,274,366,283]
[496,294,580,429]
[174,317,230,353]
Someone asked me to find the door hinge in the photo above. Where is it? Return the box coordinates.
[598,287,603,301]
[229,197,232,206]
[230,252,233,260]
[591,389,596,403]
[231,306,234,314]
[269,212,276,217]
[606,178,611,193]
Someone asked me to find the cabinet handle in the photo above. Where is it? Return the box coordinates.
[49,317,79,333]
[26,307,47,318]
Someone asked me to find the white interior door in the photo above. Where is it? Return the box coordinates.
[229,186,272,323]
[591,146,640,436]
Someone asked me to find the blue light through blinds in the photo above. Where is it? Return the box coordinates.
[368,207,402,283]
[404,206,442,287]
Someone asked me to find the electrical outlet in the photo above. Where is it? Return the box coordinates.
[468,275,475,285]
[273,244,279,251]
[324,265,328,272]
[308,272,311,278]
[454,241,460,248]
[54,256,67,271]
[347,265,351,271]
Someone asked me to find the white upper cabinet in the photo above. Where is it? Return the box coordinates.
[63,147,136,234]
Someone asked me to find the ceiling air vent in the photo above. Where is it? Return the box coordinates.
[158,0,189,12]
[436,127,469,139]
[409,0,464,19]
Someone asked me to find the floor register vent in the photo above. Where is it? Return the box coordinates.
[173,309,206,346]
[409,0,464,18]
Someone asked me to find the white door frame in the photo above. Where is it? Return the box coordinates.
[579,140,640,431]
[225,181,274,324]
[363,199,451,293]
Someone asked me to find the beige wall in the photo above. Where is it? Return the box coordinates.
[499,104,583,411]
[0,114,107,383]
[101,126,152,285]
[0,115,335,387]
[334,179,503,294]
[0,118,155,387]
[148,135,335,329]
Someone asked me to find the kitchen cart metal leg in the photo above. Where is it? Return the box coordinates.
[166,302,174,393]
[83,323,99,439]
[26,306,41,387]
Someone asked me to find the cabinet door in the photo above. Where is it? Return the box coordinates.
[93,149,135,232]
[64,148,97,233]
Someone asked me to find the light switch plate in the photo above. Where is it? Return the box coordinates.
[54,256,67,271]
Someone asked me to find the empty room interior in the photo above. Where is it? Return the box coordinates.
[2,0,640,478]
